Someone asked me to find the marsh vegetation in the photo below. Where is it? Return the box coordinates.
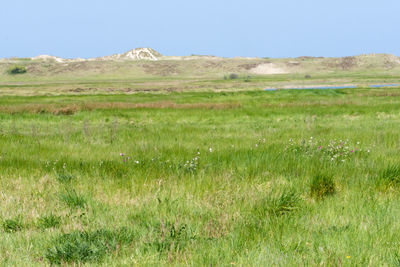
[1,87,400,265]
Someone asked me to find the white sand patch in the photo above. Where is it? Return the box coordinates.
[250,63,288,75]
[32,55,65,63]
[99,48,160,61]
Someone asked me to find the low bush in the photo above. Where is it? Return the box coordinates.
[229,73,239,79]
[7,65,27,74]
[224,73,239,80]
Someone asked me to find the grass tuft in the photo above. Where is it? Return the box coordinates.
[146,221,196,253]
[45,228,135,264]
[310,174,336,199]
[56,172,75,183]
[59,189,87,209]
[37,214,62,229]
[254,190,300,217]
[380,165,400,186]
[2,217,24,233]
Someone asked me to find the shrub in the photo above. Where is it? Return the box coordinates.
[310,174,336,199]
[37,214,62,229]
[59,189,87,209]
[2,217,24,233]
[339,56,356,70]
[305,75,312,79]
[46,228,135,264]
[229,73,239,79]
[7,65,27,75]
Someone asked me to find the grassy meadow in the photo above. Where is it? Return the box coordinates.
[1,85,400,266]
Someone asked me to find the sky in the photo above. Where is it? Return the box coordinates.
[1,0,399,58]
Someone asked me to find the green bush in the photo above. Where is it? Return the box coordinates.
[224,73,239,80]
[229,73,239,79]
[7,65,27,75]
[310,174,336,199]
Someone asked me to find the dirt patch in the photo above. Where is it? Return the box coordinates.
[249,63,288,75]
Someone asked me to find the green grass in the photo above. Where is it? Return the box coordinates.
[59,189,88,209]
[37,213,62,230]
[2,217,24,233]
[45,228,136,264]
[310,174,336,200]
[1,87,400,265]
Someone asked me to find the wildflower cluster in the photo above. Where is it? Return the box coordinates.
[120,153,140,164]
[324,139,368,162]
[45,159,62,171]
[286,137,317,155]
[255,138,266,148]
[184,151,200,173]
[151,156,175,169]
[285,137,370,162]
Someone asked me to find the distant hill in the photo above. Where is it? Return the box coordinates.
[25,48,163,63]
[94,48,162,61]
[1,48,399,71]
[1,49,400,82]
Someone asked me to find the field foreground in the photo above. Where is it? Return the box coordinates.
[1,87,400,265]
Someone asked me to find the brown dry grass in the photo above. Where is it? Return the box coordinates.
[0,101,241,115]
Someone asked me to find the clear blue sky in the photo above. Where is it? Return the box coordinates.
[1,0,399,58]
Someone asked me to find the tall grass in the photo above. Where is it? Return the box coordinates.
[1,88,400,265]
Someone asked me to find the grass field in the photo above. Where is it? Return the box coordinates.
[1,85,400,266]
